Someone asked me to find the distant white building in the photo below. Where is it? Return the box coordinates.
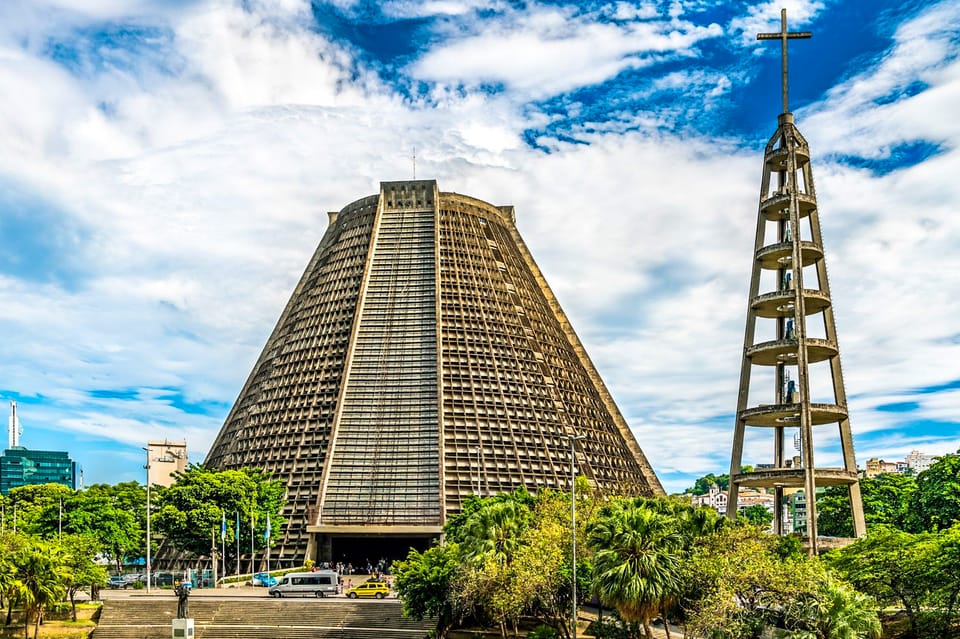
[862,450,939,478]
[905,450,936,474]
[690,483,776,522]
[691,484,728,513]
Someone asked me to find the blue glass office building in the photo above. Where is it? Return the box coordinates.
[0,448,77,495]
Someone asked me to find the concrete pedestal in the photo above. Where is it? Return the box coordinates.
[172,618,194,638]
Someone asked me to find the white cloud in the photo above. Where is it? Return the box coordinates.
[379,0,498,19]
[729,0,825,46]
[409,5,722,98]
[801,1,960,158]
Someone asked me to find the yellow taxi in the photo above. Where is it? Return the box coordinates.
[345,581,390,599]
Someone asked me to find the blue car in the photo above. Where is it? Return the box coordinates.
[252,572,278,587]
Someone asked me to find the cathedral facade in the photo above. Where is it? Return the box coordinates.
[205,180,662,565]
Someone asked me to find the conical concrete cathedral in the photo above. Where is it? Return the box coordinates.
[206,180,663,566]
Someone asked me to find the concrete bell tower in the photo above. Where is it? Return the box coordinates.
[726,9,866,553]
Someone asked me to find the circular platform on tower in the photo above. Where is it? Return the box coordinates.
[765,145,810,170]
[752,289,831,318]
[756,241,823,269]
[739,402,848,427]
[733,467,858,489]
[760,192,817,221]
[747,338,838,366]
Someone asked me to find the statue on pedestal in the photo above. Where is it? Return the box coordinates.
[174,582,190,619]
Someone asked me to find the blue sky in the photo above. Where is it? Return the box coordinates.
[0,0,958,494]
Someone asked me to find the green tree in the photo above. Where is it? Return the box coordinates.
[393,542,461,639]
[507,488,589,639]
[83,482,147,558]
[687,473,728,496]
[458,499,531,565]
[0,532,21,623]
[5,483,145,570]
[588,500,684,639]
[906,453,960,532]
[784,576,881,639]
[5,484,73,534]
[600,497,725,636]
[738,503,774,529]
[818,474,916,536]
[153,465,284,561]
[56,491,139,571]
[59,535,108,621]
[453,491,534,638]
[447,487,590,639]
[827,526,946,638]
[17,539,68,639]
[445,488,535,545]
[684,524,824,639]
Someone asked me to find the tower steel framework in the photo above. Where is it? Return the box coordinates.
[726,9,866,553]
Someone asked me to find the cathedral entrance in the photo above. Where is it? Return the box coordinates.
[318,533,438,573]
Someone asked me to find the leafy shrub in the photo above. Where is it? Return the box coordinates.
[584,618,630,638]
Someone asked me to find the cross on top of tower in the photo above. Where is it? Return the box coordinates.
[757,8,812,115]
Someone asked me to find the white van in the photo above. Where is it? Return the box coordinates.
[268,571,340,598]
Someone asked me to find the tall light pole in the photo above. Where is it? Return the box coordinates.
[143,447,152,594]
[474,446,481,495]
[563,433,586,639]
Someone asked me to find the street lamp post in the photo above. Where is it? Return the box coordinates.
[474,446,481,495]
[143,447,152,594]
[563,433,586,639]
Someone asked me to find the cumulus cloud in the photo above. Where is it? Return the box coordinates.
[409,3,722,99]
[729,0,825,46]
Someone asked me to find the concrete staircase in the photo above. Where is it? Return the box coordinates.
[92,598,432,639]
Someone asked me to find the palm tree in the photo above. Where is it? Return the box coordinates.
[456,498,533,638]
[18,542,67,639]
[459,499,530,565]
[589,502,684,639]
[1,532,29,627]
[786,577,881,639]
[0,535,14,611]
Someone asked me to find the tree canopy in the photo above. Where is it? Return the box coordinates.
[906,453,960,533]
[152,465,284,560]
[818,474,917,537]
[5,482,144,569]
[827,525,960,638]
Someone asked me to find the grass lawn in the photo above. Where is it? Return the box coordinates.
[0,602,100,639]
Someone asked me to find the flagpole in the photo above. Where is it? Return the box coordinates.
[235,511,240,577]
[265,514,271,576]
[211,527,217,590]
[220,511,226,588]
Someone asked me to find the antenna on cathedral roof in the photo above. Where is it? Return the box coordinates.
[757,8,812,114]
[412,147,417,179]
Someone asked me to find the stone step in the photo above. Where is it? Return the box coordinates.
[92,599,431,639]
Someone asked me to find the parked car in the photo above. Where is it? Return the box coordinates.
[251,572,278,587]
[106,575,129,589]
[345,581,390,599]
